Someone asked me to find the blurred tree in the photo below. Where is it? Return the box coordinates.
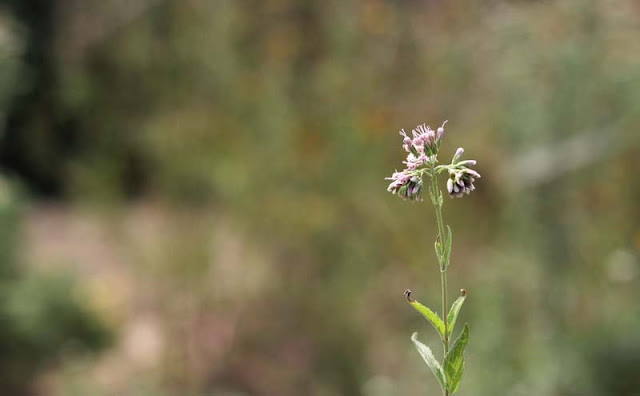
[0,10,112,395]
[0,0,76,195]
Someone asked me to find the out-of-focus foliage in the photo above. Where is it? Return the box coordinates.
[0,0,639,395]
[0,176,111,395]
[0,12,24,137]
[0,13,111,396]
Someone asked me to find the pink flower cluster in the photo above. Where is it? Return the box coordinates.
[399,121,447,170]
[386,171,422,200]
[386,121,481,201]
[386,121,447,201]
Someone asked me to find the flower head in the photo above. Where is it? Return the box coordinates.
[387,120,479,200]
[386,170,423,201]
[397,121,448,170]
[447,167,481,198]
[408,121,445,157]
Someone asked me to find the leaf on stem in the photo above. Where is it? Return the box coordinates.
[434,238,444,267]
[405,290,445,338]
[411,332,447,392]
[447,290,466,336]
[443,323,469,394]
[444,225,452,268]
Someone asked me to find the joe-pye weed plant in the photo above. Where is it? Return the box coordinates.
[386,121,480,395]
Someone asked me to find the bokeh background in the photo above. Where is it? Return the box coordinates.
[1,0,639,395]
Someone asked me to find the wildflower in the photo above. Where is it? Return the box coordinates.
[409,122,443,157]
[386,170,409,192]
[388,120,478,201]
[386,171,423,201]
[388,119,478,394]
[447,167,481,198]
[444,146,481,198]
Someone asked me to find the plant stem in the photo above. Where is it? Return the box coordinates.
[430,164,449,396]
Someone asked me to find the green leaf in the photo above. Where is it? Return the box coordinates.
[411,332,446,391]
[443,324,469,394]
[447,291,466,336]
[434,238,444,267]
[444,225,452,268]
[406,296,445,338]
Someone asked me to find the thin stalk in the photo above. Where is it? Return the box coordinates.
[430,164,449,396]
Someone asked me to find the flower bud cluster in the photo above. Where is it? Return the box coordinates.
[386,121,447,201]
[399,121,447,170]
[386,121,480,201]
[386,170,423,201]
[446,148,481,198]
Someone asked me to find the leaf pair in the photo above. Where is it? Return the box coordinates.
[406,291,469,394]
[406,290,466,339]
[411,324,469,394]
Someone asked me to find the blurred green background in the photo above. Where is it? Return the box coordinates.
[1,0,639,395]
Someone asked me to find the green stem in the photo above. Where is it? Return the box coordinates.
[430,164,449,396]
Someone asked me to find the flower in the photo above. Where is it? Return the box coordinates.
[387,120,479,201]
[446,146,481,198]
[405,121,446,157]
[397,120,448,171]
[447,167,481,198]
[386,171,423,201]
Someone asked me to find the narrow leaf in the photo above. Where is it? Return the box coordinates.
[447,290,466,336]
[434,238,444,267]
[405,290,445,338]
[444,225,452,268]
[411,332,446,391]
[443,324,469,394]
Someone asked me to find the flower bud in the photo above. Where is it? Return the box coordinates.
[452,147,464,163]
[447,167,481,198]
[436,120,448,141]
